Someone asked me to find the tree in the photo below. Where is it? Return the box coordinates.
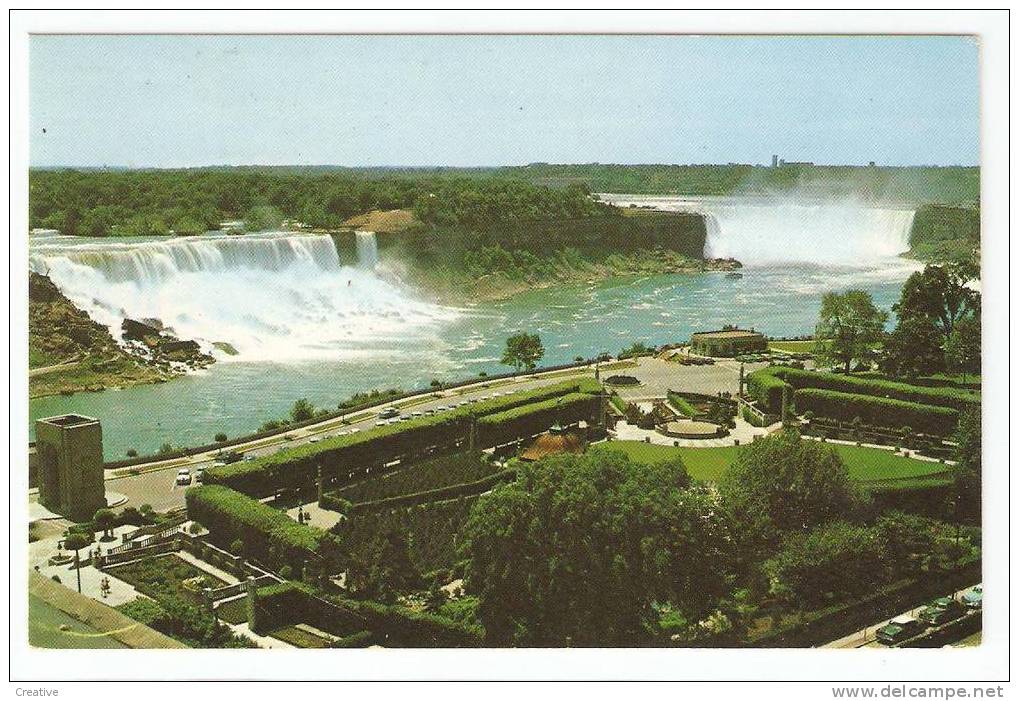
[881,315,946,379]
[460,450,734,646]
[882,264,980,380]
[93,508,116,541]
[814,290,888,372]
[348,528,421,604]
[765,521,888,606]
[63,532,92,593]
[944,314,981,381]
[894,264,980,343]
[501,332,544,372]
[953,408,981,518]
[290,398,315,423]
[214,432,228,443]
[718,431,868,552]
[873,511,938,578]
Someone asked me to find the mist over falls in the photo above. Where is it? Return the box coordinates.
[29,231,458,362]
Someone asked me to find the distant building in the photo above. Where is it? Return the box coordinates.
[771,154,779,168]
[869,161,876,167]
[35,414,105,521]
[689,328,767,357]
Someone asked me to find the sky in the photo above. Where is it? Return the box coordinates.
[29,34,979,168]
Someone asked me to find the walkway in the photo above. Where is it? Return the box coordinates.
[612,415,774,448]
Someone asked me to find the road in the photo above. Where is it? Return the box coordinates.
[822,583,982,649]
[97,356,754,512]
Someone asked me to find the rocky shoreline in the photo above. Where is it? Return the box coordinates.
[29,272,214,399]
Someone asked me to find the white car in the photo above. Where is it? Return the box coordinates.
[374,420,387,427]
[309,436,322,444]
[175,469,191,486]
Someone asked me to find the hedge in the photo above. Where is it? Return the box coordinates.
[343,470,516,513]
[768,367,979,411]
[329,451,498,505]
[476,392,599,446]
[339,598,484,647]
[205,379,602,497]
[745,369,788,412]
[251,580,365,637]
[185,485,333,569]
[793,389,960,436]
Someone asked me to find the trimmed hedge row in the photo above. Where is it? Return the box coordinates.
[339,598,484,647]
[343,470,516,514]
[185,485,333,570]
[205,379,602,497]
[745,369,788,412]
[793,389,959,436]
[477,392,600,446]
[768,367,979,411]
[329,451,498,505]
[251,580,366,637]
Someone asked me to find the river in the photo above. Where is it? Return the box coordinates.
[28,196,921,459]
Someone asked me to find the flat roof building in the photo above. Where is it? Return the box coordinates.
[35,414,105,521]
[690,328,767,357]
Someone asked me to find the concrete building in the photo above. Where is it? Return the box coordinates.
[690,328,767,357]
[35,414,105,521]
[771,154,779,168]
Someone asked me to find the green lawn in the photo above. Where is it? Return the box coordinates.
[29,595,129,649]
[767,340,817,353]
[270,625,332,648]
[592,441,950,485]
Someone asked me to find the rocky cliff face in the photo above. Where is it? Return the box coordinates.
[29,273,123,364]
[29,272,213,397]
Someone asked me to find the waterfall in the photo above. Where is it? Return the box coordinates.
[30,231,457,362]
[699,202,916,266]
[601,195,917,268]
[355,230,379,269]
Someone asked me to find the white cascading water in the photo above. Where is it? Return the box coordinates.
[29,231,457,362]
[602,195,917,268]
[355,230,379,270]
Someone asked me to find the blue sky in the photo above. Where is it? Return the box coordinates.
[29,35,979,168]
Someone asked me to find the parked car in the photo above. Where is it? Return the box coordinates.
[175,469,192,486]
[918,597,965,626]
[962,585,983,610]
[876,615,925,645]
[194,467,206,483]
[374,420,387,427]
[309,436,322,444]
[379,407,400,419]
